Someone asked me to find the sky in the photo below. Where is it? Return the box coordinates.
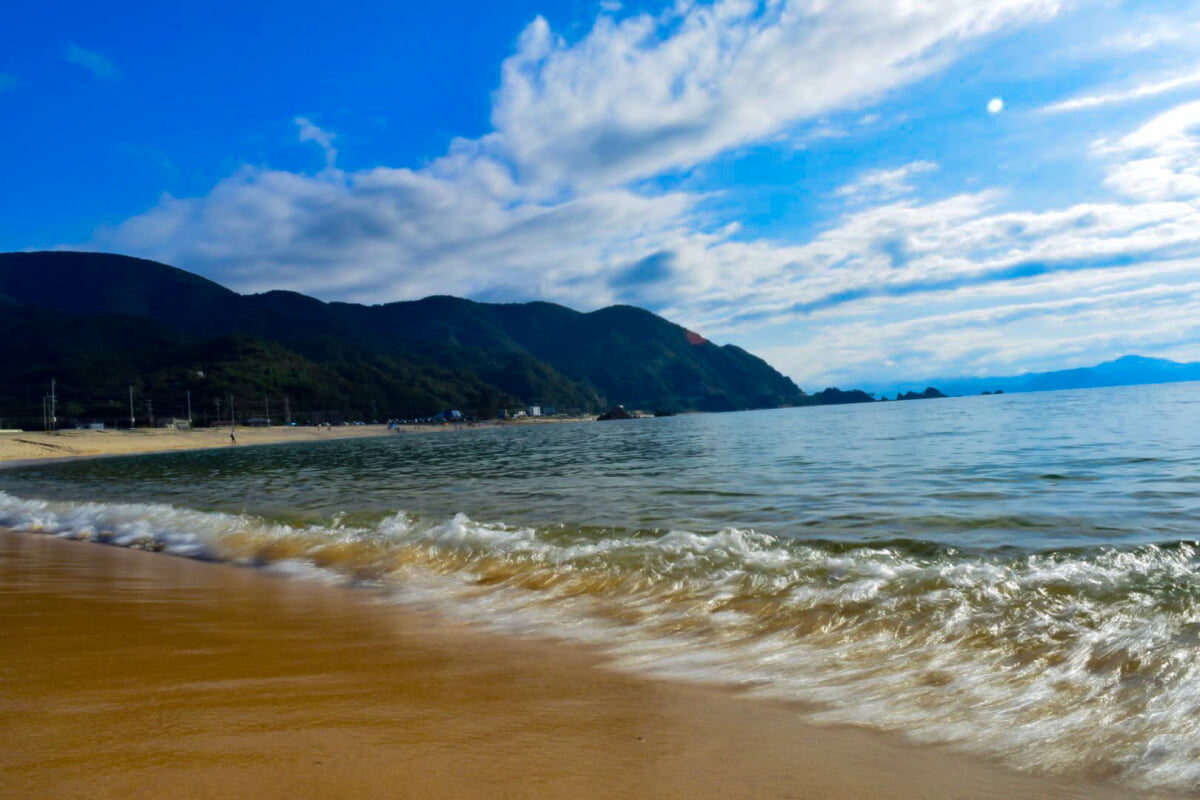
[4,0,1200,390]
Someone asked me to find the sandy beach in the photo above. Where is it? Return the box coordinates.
[0,529,1147,800]
[0,419,577,465]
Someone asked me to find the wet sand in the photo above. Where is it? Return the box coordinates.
[0,419,579,465]
[0,529,1145,800]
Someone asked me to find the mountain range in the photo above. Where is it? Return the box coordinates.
[873,355,1200,398]
[0,251,848,427]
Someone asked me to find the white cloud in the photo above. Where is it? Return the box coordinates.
[987,97,1005,114]
[62,43,120,80]
[1095,16,1200,54]
[836,161,938,204]
[82,0,1200,387]
[89,154,702,303]
[296,117,338,170]
[93,0,1062,305]
[1101,100,1200,200]
[710,102,1200,384]
[1042,67,1200,113]
[492,0,1058,190]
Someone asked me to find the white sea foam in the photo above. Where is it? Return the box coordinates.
[2,489,1199,792]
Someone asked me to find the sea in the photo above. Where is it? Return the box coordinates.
[3,382,1200,793]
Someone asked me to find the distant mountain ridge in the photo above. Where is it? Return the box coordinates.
[0,251,815,426]
[876,355,1200,397]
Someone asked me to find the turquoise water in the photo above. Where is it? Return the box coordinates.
[3,384,1200,792]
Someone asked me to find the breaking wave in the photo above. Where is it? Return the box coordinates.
[3,489,1199,793]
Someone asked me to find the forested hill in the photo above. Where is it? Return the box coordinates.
[0,251,823,427]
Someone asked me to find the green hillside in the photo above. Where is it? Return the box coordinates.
[0,251,816,428]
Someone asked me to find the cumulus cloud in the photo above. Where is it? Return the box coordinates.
[62,43,121,80]
[987,97,1004,114]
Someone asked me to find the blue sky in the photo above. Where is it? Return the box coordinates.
[5,0,1200,389]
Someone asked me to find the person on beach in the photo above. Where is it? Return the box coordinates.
[230,428,237,445]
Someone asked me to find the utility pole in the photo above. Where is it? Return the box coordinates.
[186,390,192,426]
[284,397,291,425]
[145,399,154,428]
[49,379,56,432]
[129,386,135,429]
[264,397,271,427]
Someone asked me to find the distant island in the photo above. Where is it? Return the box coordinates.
[877,387,948,402]
[0,251,904,429]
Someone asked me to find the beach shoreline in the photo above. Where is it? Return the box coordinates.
[0,527,1149,800]
[0,418,583,467]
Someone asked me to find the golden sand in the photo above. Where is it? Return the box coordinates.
[0,419,577,465]
[0,530,1145,800]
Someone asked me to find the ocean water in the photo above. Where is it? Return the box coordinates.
[3,383,1200,792]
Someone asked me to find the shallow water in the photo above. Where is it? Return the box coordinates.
[3,384,1200,793]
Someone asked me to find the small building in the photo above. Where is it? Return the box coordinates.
[528,406,542,417]
[244,417,270,427]
[157,418,191,430]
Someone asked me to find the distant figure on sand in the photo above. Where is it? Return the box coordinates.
[230,429,237,445]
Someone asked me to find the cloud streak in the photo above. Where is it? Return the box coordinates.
[1043,67,1200,113]
[296,117,338,170]
[62,43,121,80]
